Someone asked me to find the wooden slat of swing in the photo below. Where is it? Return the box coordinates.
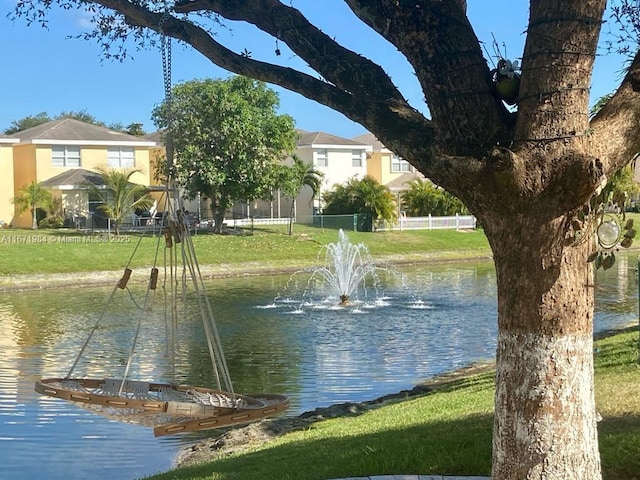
[154,395,291,437]
[34,378,286,420]
[36,377,289,436]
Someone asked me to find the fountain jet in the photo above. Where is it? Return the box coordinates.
[314,229,378,306]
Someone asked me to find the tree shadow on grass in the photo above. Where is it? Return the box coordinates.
[599,414,640,480]
[151,413,494,480]
[151,413,640,480]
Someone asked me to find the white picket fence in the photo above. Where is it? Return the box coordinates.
[199,213,477,232]
[379,214,477,231]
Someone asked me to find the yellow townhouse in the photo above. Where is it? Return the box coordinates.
[0,134,19,226]
[10,118,156,228]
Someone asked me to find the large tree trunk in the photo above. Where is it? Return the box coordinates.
[486,214,601,479]
[212,202,225,234]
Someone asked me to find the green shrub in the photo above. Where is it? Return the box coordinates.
[39,215,64,229]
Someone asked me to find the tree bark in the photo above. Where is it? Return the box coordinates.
[288,199,295,236]
[31,206,38,230]
[211,200,225,234]
[485,214,600,479]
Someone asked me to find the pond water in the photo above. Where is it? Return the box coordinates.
[0,255,637,480]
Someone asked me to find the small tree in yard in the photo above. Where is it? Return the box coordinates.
[12,181,53,230]
[90,167,154,235]
[152,77,297,234]
[13,1,640,477]
[278,154,324,235]
[39,196,65,229]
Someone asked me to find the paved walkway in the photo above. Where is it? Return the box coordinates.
[329,476,490,479]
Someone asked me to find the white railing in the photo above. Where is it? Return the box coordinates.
[195,214,477,231]
[225,217,291,227]
[380,214,477,231]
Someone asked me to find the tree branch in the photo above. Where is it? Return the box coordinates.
[590,49,640,175]
[83,0,485,191]
[344,0,512,156]
[516,0,606,141]
[174,0,406,105]
[90,1,436,147]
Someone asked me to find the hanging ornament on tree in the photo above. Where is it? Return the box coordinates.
[492,58,520,105]
[586,190,636,270]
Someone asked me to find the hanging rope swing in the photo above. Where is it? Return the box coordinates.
[34,13,289,437]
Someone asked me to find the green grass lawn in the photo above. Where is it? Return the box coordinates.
[0,225,491,275]
[3,212,640,276]
[144,328,640,480]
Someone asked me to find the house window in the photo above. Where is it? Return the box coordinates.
[52,146,81,167]
[314,149,328,167]
[107,147,135,168]
[352,150,362,167]
[391,154,411,172]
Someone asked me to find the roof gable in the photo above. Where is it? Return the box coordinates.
[15,118,155,147]
[385,172,426,191]
[0,134,19,144]
[297,130,369,149]
[144,131,165,145]
[352,132,388,152]
[40,168,106,188]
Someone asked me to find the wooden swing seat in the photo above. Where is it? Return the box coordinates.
[35,377,290,436]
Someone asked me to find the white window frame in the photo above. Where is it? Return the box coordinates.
[314,148,328,167]
[107,147,135,168]
[52,145,81,167]
[391,154,411,173]
[351,150,363,167]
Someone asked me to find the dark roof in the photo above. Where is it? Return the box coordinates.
[352,132,386,152]
[40,168,106,188]
[0,134,19,143]
[144,130,165,145]
[15,118,155,146]
[385,172,426,191]
[297,131,368,147]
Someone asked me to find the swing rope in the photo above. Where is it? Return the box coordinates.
[65,217,159,380]
[35,8,289,437]
[158,14,235,396]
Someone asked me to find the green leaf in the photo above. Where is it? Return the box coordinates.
[625,219,634,230]
[602,253,616,270]
[621,237,633,248]
[595,253,603,270]
[587,251,599,262]
[625,229,636,239]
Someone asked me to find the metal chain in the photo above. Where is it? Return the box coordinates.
[159,13,175,176]
[160,18,172,105]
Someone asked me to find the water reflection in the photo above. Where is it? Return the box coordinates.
[0,258,637,480]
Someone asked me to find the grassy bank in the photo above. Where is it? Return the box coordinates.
[145,328,640,480]
[0,225,491,276]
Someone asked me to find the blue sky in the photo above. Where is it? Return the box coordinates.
[0,1,629,138]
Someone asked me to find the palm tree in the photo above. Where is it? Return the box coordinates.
[282,155,324,235]
[12,181,53,230]
[91,166,154,235]
[323,176,397,231]
[352,176,397,229]
[401,179,443,216]
[401,179,467,216]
